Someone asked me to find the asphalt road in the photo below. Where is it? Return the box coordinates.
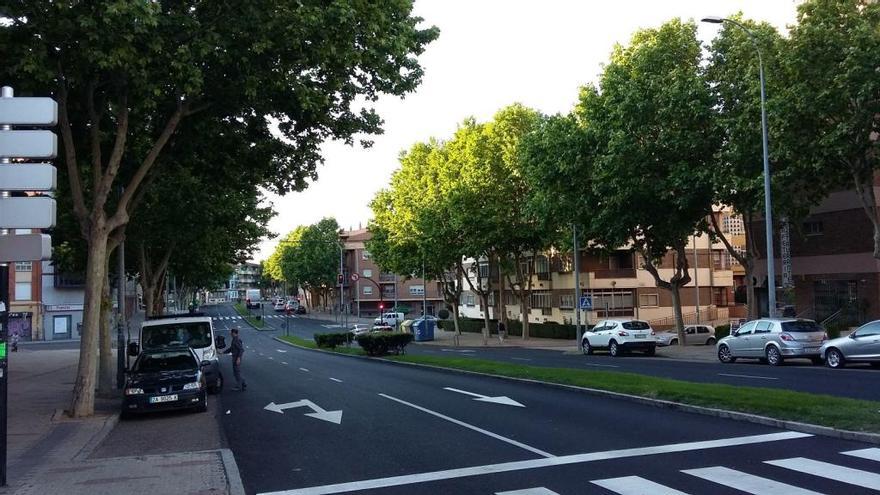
[204,304,880,495]
[216,306,880,401]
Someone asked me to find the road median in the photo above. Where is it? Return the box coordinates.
[233,303,268,330]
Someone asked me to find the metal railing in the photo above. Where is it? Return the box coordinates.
[647,305,722,328]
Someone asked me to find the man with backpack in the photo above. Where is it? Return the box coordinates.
[224,327,247,391]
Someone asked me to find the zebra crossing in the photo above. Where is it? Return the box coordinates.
[494,447,880,495]
[209,315,298,321]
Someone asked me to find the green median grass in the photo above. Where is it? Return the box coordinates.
[233,303,266,329]
[387,355,880,434]
[278,335,365,355]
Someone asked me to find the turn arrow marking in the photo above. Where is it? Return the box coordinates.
[443,387,525,407]
[263,399,343,424]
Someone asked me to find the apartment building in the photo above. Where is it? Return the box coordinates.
[339,228,444,318]
[40,261,85,340]
[7,259,42,341]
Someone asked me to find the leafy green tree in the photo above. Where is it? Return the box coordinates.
[578,19,718,342]
[275,219,342,310]
[0,0,437,417]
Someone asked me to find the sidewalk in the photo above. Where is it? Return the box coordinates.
[4,345,243,495]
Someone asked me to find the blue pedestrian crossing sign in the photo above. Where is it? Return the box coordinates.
[579,295,593,310]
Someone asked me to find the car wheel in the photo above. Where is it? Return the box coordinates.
[582,340,593,355]
[717,344,736,363]
[644,346,656,357]
[609,340,620,357]
[706,337,716,345]
[766,346,783,366]
[208,374,223,394]
[825,348,845,369]
[670,339,678,346]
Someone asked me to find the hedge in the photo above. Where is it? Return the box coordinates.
[439,318,589,339]
[314,332,353,349]
[356,332,414,356]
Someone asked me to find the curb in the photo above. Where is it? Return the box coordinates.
[272,337,880,446]
[220,448,247,495]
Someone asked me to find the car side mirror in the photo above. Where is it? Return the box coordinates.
[215,335,226,348]
[127,341,140,356]
[200,360,211,367]
[849,333,858,339]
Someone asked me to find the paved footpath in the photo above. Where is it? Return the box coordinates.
[3,341,244,495]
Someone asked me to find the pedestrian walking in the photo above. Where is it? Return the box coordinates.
[498,321,507,343]
[224,327,247,391]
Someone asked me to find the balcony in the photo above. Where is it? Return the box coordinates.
[594,269,637,279]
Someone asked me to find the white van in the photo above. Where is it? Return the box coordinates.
[245,289,262,309]
[374,312,405,327]
[128,314,225,393]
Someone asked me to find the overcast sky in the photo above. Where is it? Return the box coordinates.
[255,0,800,261]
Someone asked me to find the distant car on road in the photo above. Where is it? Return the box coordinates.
[716,318,826,366]
[245,289,262,309]
[819,320,880,369]
[273,302,285,312]
[581,319,656,357]
[123,347,208,417]
[350,324,371,337]
[655,325,716,347]
[374,312,404,327]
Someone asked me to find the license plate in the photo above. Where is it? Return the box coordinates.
[634,334,645,339]
[149,394,178,403]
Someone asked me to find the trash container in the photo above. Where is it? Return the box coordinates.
[413,318,435,342]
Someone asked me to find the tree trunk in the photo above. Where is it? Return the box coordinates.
[97,266,115,397]
[480,292,491,345]
[520,290,531,340]
[143,281,156,318]
[670,284,686,346]
[70,228,110,417]
[744,262,758,320]
[452,304,461,335]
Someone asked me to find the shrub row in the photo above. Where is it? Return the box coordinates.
[314,332,353,349]
[714,324,731,340]
[439,318,591,339]
[356,332,414,356]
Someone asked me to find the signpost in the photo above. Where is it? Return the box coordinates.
[579,295,593,311]
[0,86,58,486]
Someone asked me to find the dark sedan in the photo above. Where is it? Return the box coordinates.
[123,347,208,417]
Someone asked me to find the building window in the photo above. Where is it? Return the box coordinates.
[478,262,490,279]
[559,294,574,309]
[639,293,659,307]
[712,287,729,307]
[363,286,373,295]
[712,251,724,270]
[464,292,476,306]
[15,282,32,301]
[519,258,531,277]
[362,250,371,260]
[555,254,573,273]
[363,269,372,278]
[505,292,517,305]
[15,262,32,272]
[536,256,549,274]
[722,215,745,235]
[409,285,425,296]
[803,221,823,236]
[530,291,551,309]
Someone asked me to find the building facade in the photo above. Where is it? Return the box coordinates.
[7,259,42,341]
[40,261,85,341]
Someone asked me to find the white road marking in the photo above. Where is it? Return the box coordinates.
[277,349,288,353]
[281,362,288,365]
[843,448,880,462]
[257,431,811,495]
[718,373,779,381]
[684,466,821,495]
[268,357,274,360]
[582,363,620,368]
[496,488,559,495]
[381,393,549,457]
[592,476,689,495]
[511,357,532,362]
[443,387,525,407]
[329,378,342,383]
[299,368,310,372]
[441,349,476,353]
[766,457,880,490]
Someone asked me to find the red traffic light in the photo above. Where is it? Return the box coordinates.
[337,274,344,285]
[378,303,384,310]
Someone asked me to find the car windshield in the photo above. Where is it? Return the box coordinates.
[133,351,196,373]
[622,321,650,330]
[781,320,823,333]
[142,322,212,350]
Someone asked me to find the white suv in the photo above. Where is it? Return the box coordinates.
[582,319,656,357]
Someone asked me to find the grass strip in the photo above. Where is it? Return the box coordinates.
[389,355,880,434]
[233,303,266,329]
[278,335,365,355]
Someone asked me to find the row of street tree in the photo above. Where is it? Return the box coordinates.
[367,2,879,346]
[0,1,438,417]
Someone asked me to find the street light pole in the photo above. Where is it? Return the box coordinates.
[702,16,776,317]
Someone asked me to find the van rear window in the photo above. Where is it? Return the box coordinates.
[781,321,823,333]
[622,321,650,330]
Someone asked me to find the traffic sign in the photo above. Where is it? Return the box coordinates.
[0,234,51,261]
[350,273,360,282]
[0,130,57,159]
[0,164,56,191]
[0,97,58,125]
[579,295,593,310]
[0,197,56,229]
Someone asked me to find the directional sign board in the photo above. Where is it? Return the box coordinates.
[0,197,56,229]
[0,130,57,159]
[0,97,58,125]
[579,295,593,310]
[0,234,51,262]
[0,164,56,191]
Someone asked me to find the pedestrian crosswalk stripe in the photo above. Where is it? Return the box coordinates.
[683,466,822,495]
[592,476,689,495]
[495,488,559,495]
[843,448,880,463]
[766,457,880,491]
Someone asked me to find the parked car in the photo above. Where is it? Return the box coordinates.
[273,302,285,312]
[284,301,298,312]
[350,324,371,337]
[655,325,716,347]
[374,312,405,327]
[716,318,826,366]
[294,306,307,315]
[123,347,208,417]
[581,319,656,357]
[819,320,880,369]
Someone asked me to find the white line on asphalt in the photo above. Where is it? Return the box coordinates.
[257,431,811,495]
[299,368,310,372]
[380,393,552,457]
[582,363,620,368]
[268,357,274,360]
[592,476,689,495]
[329,378,342,383]
[511,357,532,362]
[496,488,559,495]
[766,457,880,490]
[843,447,880,462]
[683,466,822,495]
[717,373,779,381]
[277,349,288,353]
[281,362,288,365]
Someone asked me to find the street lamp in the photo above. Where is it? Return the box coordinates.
[702,16,777,317]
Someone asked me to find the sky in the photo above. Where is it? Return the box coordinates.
[255,0,801,261]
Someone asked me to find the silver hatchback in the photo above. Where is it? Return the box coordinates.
[819,320,880,369]
[716,318,827,366]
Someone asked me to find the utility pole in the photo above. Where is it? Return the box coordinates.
[573,225,582,349]
[116,232,126,388]
[694,233,700,325]
[422,259,427,318]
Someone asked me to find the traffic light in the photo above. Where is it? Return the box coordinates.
[378,303,384,310]
[337,273,344,285]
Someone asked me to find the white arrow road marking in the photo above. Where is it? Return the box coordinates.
[277,349,287,353]
[281,361,288,365]
[264,400,343,424]
[299,367,310,372]
[443,387,525,407]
